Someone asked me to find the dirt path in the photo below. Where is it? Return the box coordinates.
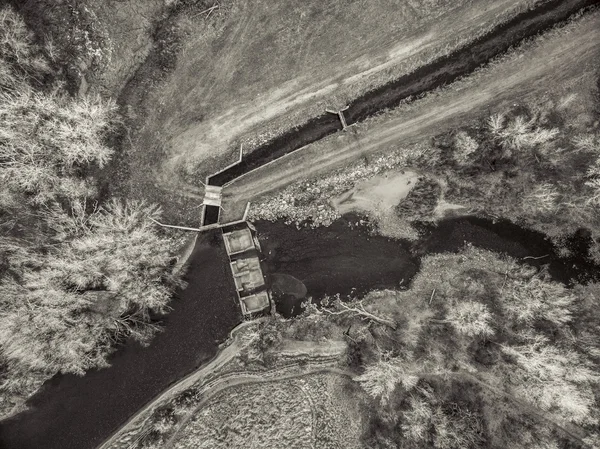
[96,320,260,449]
[218,12,599,222]
[208,0,592,186]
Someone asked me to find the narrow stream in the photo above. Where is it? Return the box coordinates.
[207,0,597,187]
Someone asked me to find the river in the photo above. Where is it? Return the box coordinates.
[0,216,597,448]
[0,230,242,449]
[258,215,598,317]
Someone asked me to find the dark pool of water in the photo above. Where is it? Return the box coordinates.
[257,216,419,316]
[0,230,241,449]
[256,215,599,317]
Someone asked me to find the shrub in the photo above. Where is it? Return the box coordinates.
[453,131,479,165]
[501,337,599,425]
[0,89,117,204]
[0,199,179,376]
[521,183,561,215]
[354,357,419,405]
[0,6,50,89]
[400,386,484,449]
[495,115,559,154]
[446,301,494,338]
[395,177,441,221]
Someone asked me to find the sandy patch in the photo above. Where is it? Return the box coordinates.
[331,170,419,217]
[331,170,421,241]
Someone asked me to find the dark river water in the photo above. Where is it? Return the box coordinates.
[257,215,598,317]
[0,230,241,449]
[1,216,597,448]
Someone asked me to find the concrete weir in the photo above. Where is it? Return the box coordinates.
[221,222,271,315]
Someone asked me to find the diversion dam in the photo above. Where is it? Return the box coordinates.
[1,215,598,449]
[2,2,599,448]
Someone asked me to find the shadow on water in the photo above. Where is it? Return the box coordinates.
[256,215,599,318]
[0,230,241,449]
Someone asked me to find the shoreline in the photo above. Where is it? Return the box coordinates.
[97,318,263,449]
[171,232,199,275]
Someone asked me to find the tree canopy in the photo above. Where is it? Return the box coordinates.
[0,6,180,418]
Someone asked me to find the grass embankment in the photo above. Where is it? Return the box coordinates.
[118,0,539,218]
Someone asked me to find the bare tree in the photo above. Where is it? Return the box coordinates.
[354,356,419,404]
[444,301,495,338]
[321,297,397,329]
[0,199,180,377]
[501,336,599,426]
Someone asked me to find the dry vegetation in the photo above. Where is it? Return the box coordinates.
[169,373,365,449]
[2,1,600,448]
[0,6,182,418]
[257,246,600,448]
[101,320,355,449]
[117,0,539,204]
[248,145,435,229]
[113,241,600,449]
[173,380,313,449]
[81,0,167,95]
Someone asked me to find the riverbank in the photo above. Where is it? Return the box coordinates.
[101,321,349,449]
[0,230,241,449]
[98,319,266,449]
[257,214,600,317]
[241,9,599,248]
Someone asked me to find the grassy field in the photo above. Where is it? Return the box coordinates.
[121,0,538,197]
[230,9,600,226]
[171,374,365,449]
